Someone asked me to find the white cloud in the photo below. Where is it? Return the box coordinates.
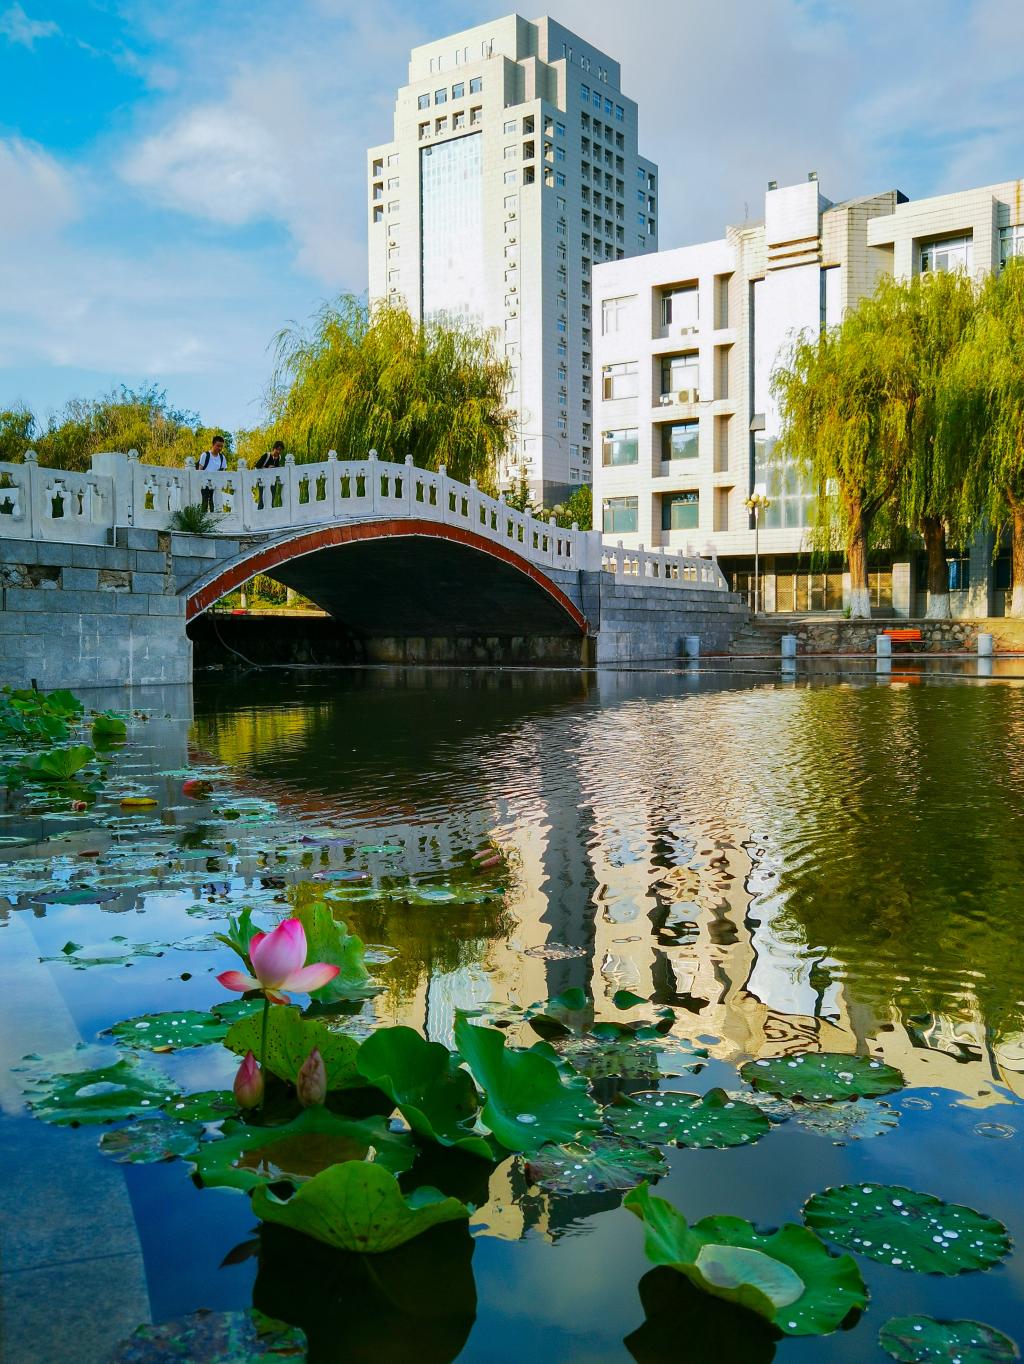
[0,138,78,241]
[0,2,58,48]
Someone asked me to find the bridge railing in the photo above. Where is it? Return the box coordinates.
[0,449,729,592]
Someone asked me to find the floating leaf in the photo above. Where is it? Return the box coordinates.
[99,1116,203,1164]
[356,1026,493,1160]
[92,712,127,741]
[35,886,117,905]
[292,902,377,1001]
[525,1135,666,1194]
[252,1161,469,1253]
[109,1308,306,1362]
[163,1089,238,1122]
[793,1099,900,1144]
[22,744,96,782]
[225,1007,360,1090]
[194,1107,414,1191]
[107,1010,230,1051]
[803,1183,1012,1274]
[625,1182,866,1337]
[23,1056,179,1125]
[211,999,264,1025]
[453,1014,601,1155]
[605,1089,770,1149]
[879,1315,1019,1362]
[526,988,594,1040]
[740,1052,904,1102]
[613,989,648,1010]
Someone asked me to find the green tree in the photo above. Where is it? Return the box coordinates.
[0,407,35,462]
[269,296,515,485]
[773,295,912,617]
[944,260,1024,616]
[551,485,592,530]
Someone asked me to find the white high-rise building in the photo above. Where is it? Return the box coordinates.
[367,15,658,504]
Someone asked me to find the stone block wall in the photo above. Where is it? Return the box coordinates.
[780,618,981,654]
[594,579,748,663]
[0,532,192,691]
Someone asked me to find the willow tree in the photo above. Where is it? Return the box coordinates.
[269,296,515,486]
[773,310,908,617]
[943,261,1024,616]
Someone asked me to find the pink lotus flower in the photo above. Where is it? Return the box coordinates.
[233,1050,264,1109]
[217,918,339,1005]
[296,1047,327,1107]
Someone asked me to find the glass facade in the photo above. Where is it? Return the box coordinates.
[999,225,1024,271]
[753,434,816,530]
[421,133,485,324]
[661,491,698,530]
[603,497,638,533]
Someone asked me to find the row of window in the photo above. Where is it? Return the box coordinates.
[582,113,625,150]
[601,423,699,465]
[427,40,492,73]
[580,84,625,120]
[602,493,699,534]
[602,356,700,401]
[601,286,698,335]
[919,226,1024,275]
[418,107,483,139]
[417,77,483,107]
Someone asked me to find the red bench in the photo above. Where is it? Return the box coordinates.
[882,628,924,650]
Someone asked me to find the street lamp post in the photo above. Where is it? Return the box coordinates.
[744,490,772,614]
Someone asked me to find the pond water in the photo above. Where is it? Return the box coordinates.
[2,666,1024,1363]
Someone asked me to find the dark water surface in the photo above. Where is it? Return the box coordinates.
[2,666,1024,1362]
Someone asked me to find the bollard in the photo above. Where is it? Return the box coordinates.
[977,633,993,657]
[684,636,701,660]
[876,632,892,674]
[781,635,798,659]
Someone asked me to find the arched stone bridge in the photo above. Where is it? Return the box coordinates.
[0,451,746,689]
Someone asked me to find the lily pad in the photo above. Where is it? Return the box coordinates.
[794,1099,900,1144]
[99,1116,204,1164]
[163,1090,238,1122]
[211,999,264,1025]
[34,886,118,905]
[109,1308,306,1361]
[453,1014,601,1155]
[356,1026,493,1160]
[525,1135,667,1194]
[527,988,594,1040]
[107,1010,230,1051]
[803,1183,1012,1274]
[879,1316,1019,1362]
[225,1007,360,1090]
[740,1052,904,1102]
[194,1107,415,1191]
[23,1056,180,1125]
[252,1161,469,1253]
[292,902,377,1001]
[625,1182,867,1337]
[605,1089,770,1149]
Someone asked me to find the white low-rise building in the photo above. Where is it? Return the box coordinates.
[593,175,1024,616]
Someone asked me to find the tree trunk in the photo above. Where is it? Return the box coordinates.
[1011,501,1024,618]
[922,515,951,620]
[847,504,872,618]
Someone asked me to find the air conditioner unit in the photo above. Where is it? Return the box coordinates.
[679,325,698,336]
[678,388,699,404]
[658,394,674,406]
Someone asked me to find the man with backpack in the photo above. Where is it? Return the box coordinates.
[197,434,227,512]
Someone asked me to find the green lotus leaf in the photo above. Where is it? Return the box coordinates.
[252,1160,469,1253]
[99,1116,204,1163]
[605,1088,770,1149]
[803,1183,1012,1274]
[793,1098,900,1144]
[557,1031,666,1081]
[625,1182,866,1336]
[163,1089,238,1122]
[526,988,594,1040]
[879,1315,1019,1362]
[24,1056,180,1125]
[109,1308,306,1362]
[92,712,127,741]
[292,901,377,1001]
[525,1134,666,1194]
[356,1026,494,1160]
[453,1014,601,1155]
[225,1007,360,1090]
[740,1052,904,1102]
[613,989,649,1010]
[214,906,261,967]
[210,999,264,1025]
[23,744,96,782]
[193,1107,415,1191]
[107,1010,230,1050]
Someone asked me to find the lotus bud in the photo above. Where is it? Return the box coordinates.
[296,1047,327,1107]
[233,1050,264,1109]
[71,800,87,813]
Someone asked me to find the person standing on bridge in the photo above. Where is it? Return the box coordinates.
[255,440,284,470]
[197,434,227,512]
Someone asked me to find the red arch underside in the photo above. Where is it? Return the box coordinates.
[185,518,590,633]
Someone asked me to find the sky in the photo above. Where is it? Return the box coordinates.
[2,0,1023,433]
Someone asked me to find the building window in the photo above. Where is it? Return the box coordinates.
[453,111,465,130]
[470,106,482,125]
[435,88,447,104]
[601,294,635,334]
[435,117,448,134]
[556,121,566,137]
[556,171,566,187]
[504,145,517,160]
[387,177,399,190]
[593,90,601,107]
[821,265,842,328]
[999,224,1024,271]
[754,435,815,529]
[602,361,638,400]
[387,200,399,213]
[504,170,517,184]
[662,286,699,329]
[452,81,464,99]
[661,353,699,398]
[662,421,699,460]
[662,491,699,531]
[603,496,638,533]
[920,234,972,274]
[602,428,638,466]
[418,122,429,140]
[469,76,482,93]
[557,341,567,357]
[615,104,624,121]
[581,83,590,101]
[417,93,429,110]
[503,119,517,134]
[372,206,383,223]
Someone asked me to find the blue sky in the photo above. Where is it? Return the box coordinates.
[2,0,1023,433]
